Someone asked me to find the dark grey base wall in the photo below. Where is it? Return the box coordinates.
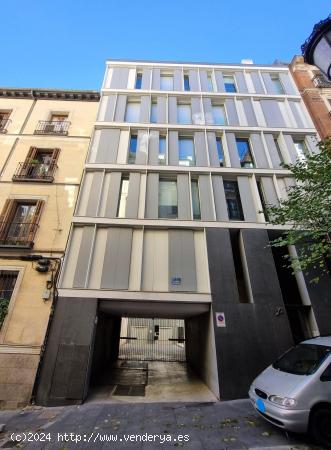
[206,228,293,400]
[36,297,98,406]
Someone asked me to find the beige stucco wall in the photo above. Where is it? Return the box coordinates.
[0,98,34,134]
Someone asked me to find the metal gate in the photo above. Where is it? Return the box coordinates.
[118,317,186,362]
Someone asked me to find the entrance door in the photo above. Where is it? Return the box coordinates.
[118,317,186,362]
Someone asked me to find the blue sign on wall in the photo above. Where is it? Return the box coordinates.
[171,277,182,285]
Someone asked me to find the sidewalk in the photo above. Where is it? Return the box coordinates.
[0,399,325,449]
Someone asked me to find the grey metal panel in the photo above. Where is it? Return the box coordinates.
[95,129,120,163]
[283,134,298,163]
[306,135,319,154]
[237,176,257,222]
[101,228,132,290]
[104,95,116,121]
[157,96,167,123]
[235,71,248,93]
[135,130,148,164]
[86,171,103,216]
[73,227,94,288]
[260,100,285,127]
[200,70,209,91]
[226,132,241,168]
[109,67,129,89]
[168,131,179,165]
[250,72,265,94]
[203,97,213,125]
[148,130,159,165]
[169,230,197,292]
[261,177,279,206]
[212,175,228,221]
[242,98,258,126]
[215,71,225,92]
[189,69,200,91]
[104,172,122,218]
[139,96,150,123]
[191,97,202,125]
[261,72,276,94]
[194,132,208,166]
[145,173,159,219]
[225,99,239,126]
[177,174,191,220]
[199,175,215,221]
[264,133,282,169]
[288,101,304,128]
[207,132,219,167]
[279,72,296,95]
[250,133,269,168]
[168,96,177,124]
[141,68,152,89]
[126,173,140,218]
[174,69,182,91]
[152,68,160,90]
[114,94,127,122]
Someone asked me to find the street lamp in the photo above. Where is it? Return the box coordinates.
[301,14,331,80]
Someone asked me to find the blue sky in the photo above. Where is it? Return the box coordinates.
[1,1,329,90]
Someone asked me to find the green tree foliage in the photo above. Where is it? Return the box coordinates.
[265,138,331,283]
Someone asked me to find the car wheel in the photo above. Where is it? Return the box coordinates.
[310,407,331,449]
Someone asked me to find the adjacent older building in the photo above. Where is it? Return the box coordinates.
[0,88,99,409]
[290,55,331,139]
[36,59,330,406]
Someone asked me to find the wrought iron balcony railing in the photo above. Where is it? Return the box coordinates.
[12,161,57,182]
[34,120,70,135]
[312,74,331,88]
[0,222,38,248]
[0,118,11,133]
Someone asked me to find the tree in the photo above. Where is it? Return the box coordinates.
[265,138,331,283]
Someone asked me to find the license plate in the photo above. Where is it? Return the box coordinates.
[256,398,266,413]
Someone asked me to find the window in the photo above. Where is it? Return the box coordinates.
[216,137,224,167]
[158,179,178,219]
[229,232,250,302]
[257,181,269,221]
[177,104,192,124]
[0,270,19,328]
[117,177,129,218]
[236,138,254,168]
[293,139,308,161]
[0,111,11,133]
[274,137,283,163]
[184,74,190,91]
[35,113,69,135]
[179,137,195,166]
[212,105,227,125]
[207,73,214,92]
[223,181,244,220]
[159,136,166,164]
[270,74,284,94]
[223,74,237,93]
[150,100,157,123]
[125,101,140,122]
[160,75,174,91]
[13,147,59,182]
[191,180,201,220]
[128,135,138,163]
[135,72,142,89]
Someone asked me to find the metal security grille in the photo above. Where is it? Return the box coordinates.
[118,317,186,362]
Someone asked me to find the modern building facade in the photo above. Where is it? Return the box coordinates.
[0,87,99,409]
[36,60,330,406]
[290,55,331,139]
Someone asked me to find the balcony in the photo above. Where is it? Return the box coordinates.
[0,118,11,133]
[0,222,38,248]
[312,74,331,88]
[34,120,70,135]
[12,161,57,182]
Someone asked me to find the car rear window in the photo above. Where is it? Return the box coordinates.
[273,343,331,375]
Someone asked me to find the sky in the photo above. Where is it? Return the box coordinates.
[1,1,330,90]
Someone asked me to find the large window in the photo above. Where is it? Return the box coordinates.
[270,74,284,94]
[135,72,142,89]
[13,147,59,182]
[128,135,138,163]
[212,105,227,125]
[223,181,244,220]
[150,100,157,123]
[160,75,174,91]
[191,180,201,220]
[223,74,237,93]
[158,179,178,219]
[117,177,129,218]
[159,136,166,165]
[124,101,140,123]
[179,137,195,166]
[236,138,254,168]
[177,104,192,124]
[184,74,190,91]
[216,137,224,167]
[0,270,19,328]
[293,139,308,161]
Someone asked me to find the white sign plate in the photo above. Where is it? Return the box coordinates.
[215,312,226,327]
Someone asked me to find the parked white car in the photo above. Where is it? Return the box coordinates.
[249,336,331,448]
